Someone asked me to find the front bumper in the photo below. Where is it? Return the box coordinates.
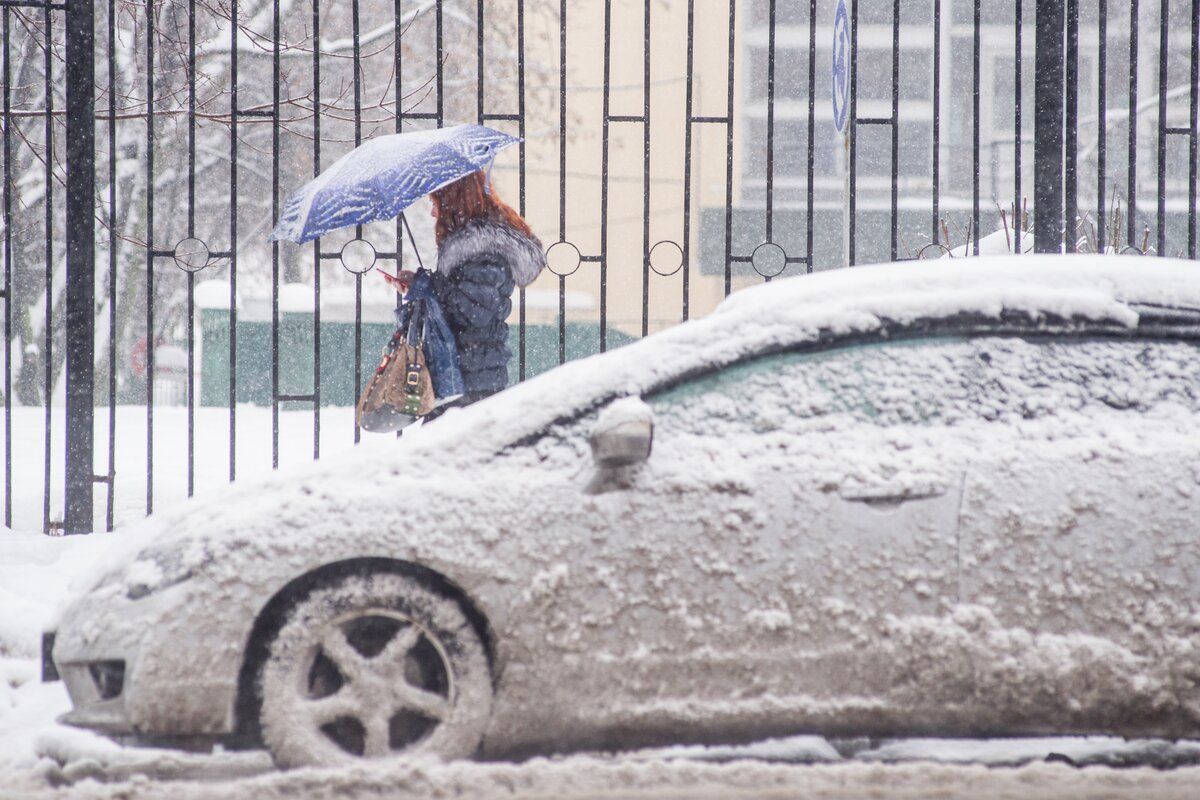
[44,630,131,731]
[57,662,131,733]
[50,577,245,739]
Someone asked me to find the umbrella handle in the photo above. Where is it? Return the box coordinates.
[400,213,427,272]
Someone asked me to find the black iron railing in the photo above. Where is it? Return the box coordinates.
[0,0,1197,533]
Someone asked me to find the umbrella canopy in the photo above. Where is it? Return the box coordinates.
[270,124,520,245]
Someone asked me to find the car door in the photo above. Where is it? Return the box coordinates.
[482,335,988,743]
[498,337,989,742]
[956,335,1200,736]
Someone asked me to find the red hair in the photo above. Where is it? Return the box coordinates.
[431,170,532,245]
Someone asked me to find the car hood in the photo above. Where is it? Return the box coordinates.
[52,457,521,629]
[52,255,1200,623]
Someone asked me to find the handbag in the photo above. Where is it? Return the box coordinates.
[356,300,437,432]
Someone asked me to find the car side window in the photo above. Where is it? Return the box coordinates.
[644,336,1200,436]
[969,337,1200,420]
[504,334,1200,472]
[646,337,978,435]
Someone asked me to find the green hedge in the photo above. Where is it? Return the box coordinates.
[200,310,633,407]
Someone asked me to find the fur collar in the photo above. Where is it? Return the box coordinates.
[436,219,546,287]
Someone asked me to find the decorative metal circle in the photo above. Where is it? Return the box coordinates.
[648,240,685,277]
[917,242,953,260]
[546,240,582,277]
[341,239,377,274]
[751,241,787,278]
[173,238,209,272]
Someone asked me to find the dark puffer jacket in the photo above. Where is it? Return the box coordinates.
[429,218,545,396]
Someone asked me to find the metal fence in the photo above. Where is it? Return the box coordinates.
[1,0,1198,534]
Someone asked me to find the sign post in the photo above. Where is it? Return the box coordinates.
[832,0,852,267]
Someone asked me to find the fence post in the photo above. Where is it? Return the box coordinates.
[1034,0,1065,253]
[64,0,96,534]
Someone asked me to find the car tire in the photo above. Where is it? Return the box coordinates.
[259,570,492,768]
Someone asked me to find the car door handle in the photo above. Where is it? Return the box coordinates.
[840,483,948,505]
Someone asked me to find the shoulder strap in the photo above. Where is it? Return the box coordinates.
[405,298,426,346]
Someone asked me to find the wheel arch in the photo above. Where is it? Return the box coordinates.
[229,557,497,748]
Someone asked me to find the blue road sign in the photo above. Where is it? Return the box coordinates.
[832,0,850,133]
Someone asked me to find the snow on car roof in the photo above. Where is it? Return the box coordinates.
[715,253,1194,324]
[63,254,1200,597]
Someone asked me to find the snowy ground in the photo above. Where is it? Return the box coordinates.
[5,406,1200,797]
[1,405,396,534]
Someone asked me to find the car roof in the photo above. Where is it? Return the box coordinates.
[714,255,1200,333]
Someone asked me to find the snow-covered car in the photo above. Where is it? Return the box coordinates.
[48,256,1200,768]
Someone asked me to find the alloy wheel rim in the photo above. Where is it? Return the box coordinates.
[291,609,454,758]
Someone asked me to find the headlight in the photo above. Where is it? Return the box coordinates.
[123,540,211,600]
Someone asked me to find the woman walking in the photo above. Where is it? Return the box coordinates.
[382,169,545,412]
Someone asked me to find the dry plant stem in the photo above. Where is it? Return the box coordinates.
[1080,213,1097,253]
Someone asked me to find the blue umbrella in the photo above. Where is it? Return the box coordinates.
[270,124,520,245]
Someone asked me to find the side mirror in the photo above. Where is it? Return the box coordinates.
[590,397,654,468]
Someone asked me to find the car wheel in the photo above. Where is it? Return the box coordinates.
[259,571,492,768]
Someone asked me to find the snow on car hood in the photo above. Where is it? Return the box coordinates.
[54,255,1200,619]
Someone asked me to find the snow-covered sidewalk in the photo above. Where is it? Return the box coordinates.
[7,745,1200,800]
